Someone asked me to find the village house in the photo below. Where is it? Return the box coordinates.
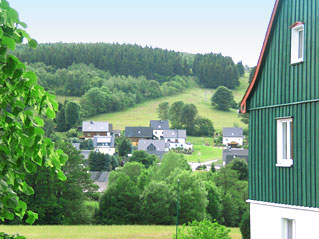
[163,129,192,150]
[138,139,168,159]
[222,127,244,147]
[125,127,153,146]
[150,120,170,139]
[82,121,112,139]
[241,0,319,238]
[92,136,115,156]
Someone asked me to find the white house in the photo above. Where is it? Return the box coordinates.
[222,127,243,147]
[163,129,192,150]
[150,120,170,139]
[92,136,115,156]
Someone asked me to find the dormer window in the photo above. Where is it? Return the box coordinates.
[290,22,304,64]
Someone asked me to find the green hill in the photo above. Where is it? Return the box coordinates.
[87,74,249,132]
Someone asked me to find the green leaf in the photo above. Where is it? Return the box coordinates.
[23,71,37,86]
[20,182,34,195]
[2,36,16,50]
[28,39,37,49]
[57,170,67,181]
[26,211,38,225]
[19,21,27,28]
[34,127,44,136]
[0,28,3,38]
[0,179,8,192]
[4,211,14,220]
[0,145,10,155]
[46,108,56,119]
[34,116,44,127]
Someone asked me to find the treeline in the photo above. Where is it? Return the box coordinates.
[193,53,243,89]
[16,43,190,81]
[95,152,249,227]
[28,63,195,118]
[17,43,243,90]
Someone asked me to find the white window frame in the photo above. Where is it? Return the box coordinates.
[291,23,304,64]
[276,118,293,167]
[282,218,296,239]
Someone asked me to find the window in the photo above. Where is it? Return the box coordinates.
[282,218,295,239]
[277,118,293,167]
[291,22,304,64]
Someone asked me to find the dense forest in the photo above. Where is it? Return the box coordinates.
[15,43,244,118]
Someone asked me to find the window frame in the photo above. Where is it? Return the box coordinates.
[282,218,296,239]
[276,117,293,167]
[290,23,304,64]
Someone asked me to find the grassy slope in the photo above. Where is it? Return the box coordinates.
[0,225,241,239]
[87,74,249,132]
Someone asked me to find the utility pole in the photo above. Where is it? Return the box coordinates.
[176,178,180,239]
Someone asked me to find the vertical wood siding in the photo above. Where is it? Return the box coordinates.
[247,0,319,109]
[248,102,319,207]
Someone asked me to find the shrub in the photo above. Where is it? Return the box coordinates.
[240,210,250,239]
[174,220,231,239]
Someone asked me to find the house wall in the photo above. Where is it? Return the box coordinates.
[153,130,164,139]
[95,147,115,156]
[222,137,243,145]
[248,0,319,110]
[250,200,319,239]
[248,101,319,208]
[84,132,110,139]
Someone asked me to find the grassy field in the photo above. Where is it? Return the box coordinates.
[0,225,241,239]
[87,75,249,132]
[183,145,222,163]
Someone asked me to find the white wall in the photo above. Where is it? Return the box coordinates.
[95,147,115,156]
[250,200,319,239]
[223,137,243,145]
[153,130,164,139]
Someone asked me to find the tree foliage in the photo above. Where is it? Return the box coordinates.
[128,150,157,168]
[193,53,239,89]
[0,0,67,224]
[88,151,119,171]
[211,86,235,111]
[157,102,170,120]
[115,136,132,157]
[64,101,80,128]
[175,220,231,239]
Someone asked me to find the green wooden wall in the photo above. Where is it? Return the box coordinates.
[249,102,319,207]
[247,0,319,207]
[248,0,319,110]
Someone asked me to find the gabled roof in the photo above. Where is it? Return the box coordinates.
[82,121,110,132]
[150,120,170,130]
[223,127,243,137]
[240,0,280,113]
[163,129,186,138]
[125,127,153,138]
[138,139,166,152]
[92,136,115,148]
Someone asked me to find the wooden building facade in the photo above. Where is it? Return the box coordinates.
[241,0,319,238]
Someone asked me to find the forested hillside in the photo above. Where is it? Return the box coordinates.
[15,43,244,119]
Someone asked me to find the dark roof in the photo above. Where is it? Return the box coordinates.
[82,121,110,132]
[138,140,166,151]
[223,128,243,137]
[240,0,280,113]
[163,129,186,138]
[125,127,153,138]
[150,120,170,130]
[222,148,248,164]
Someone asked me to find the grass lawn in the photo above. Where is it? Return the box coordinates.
[0,225,241,239]
[183,145,222,163]
[88,75,249,132]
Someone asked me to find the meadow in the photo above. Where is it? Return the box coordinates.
[0,225,242,239]
[56,74,249,132]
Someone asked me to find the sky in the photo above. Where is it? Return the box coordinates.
[10,0,275,67]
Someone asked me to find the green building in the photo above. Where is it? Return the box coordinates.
[241,0,319,238]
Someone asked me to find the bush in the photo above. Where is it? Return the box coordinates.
[174,220,231,239]
[240,210,250,239]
